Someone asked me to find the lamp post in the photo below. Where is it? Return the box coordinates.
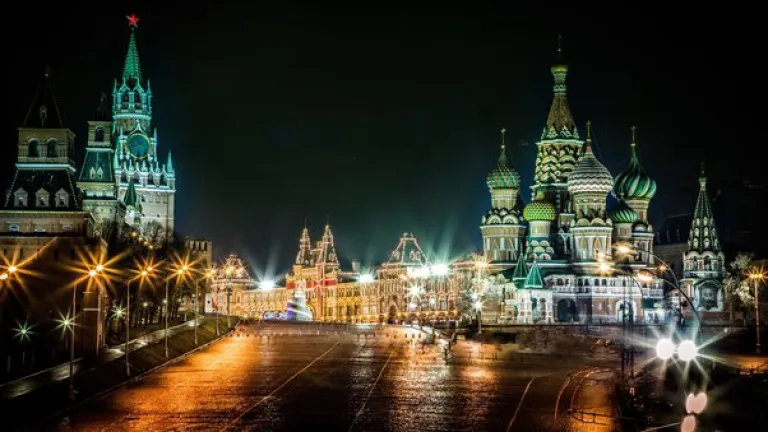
[69,264,104,400]
[195,269,219,345]
[0,265,19,328]
[164,267,170,358]
[749,272,765,354]
[125,266,153,376]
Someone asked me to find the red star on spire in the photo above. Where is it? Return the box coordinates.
[127,14,139,28]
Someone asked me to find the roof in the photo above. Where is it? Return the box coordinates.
[688,173,722,253]
[78,149,115,183]
[23,68,65,129]
[523,261,547,289]
[387,232,428,266]
[541,63,578,141]
[3,169,80,211]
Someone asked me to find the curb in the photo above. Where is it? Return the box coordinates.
[42,321,240,427]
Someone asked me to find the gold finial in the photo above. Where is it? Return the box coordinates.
[630,125,637,147]
[557,34,563,60]
[700,162,705,176]
[500,127,506,149]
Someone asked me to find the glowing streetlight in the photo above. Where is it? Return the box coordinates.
[616,245,632,255]
[359,273,375,283]
[599,261,612,272]
[656,338,675,360]
[748,271,765,354]
[677,340,699,362]
[0,273,7,280]
[260,280,275,290]
[70,264,105,400]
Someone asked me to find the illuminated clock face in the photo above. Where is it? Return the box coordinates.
[127,133,149,158]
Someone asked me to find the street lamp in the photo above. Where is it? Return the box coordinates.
[748,271,765,354]
[69,263,105,400]
[655,337,699,362]
[124,265,154,376]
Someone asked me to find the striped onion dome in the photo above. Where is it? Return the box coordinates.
[567,144,613,195]
[613,131,657,200]
[486,144,521,190]
[609,199,639,224]
[523,190,556,222]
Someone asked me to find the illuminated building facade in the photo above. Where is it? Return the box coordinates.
[220,49,727,325]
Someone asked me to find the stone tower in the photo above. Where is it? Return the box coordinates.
[113,15,176,236]
[78,93,125,238]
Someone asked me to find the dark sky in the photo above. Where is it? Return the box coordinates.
[4,3,764,273]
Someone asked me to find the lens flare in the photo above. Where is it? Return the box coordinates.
[656,338,675,360]
[678,340,698,362]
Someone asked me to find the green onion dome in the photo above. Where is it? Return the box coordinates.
[567,144,613,195]
[523,190,556,222]
[614,139,657,200]
[486,143,521,190]
[609,199,639,224]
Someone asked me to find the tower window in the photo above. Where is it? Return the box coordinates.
[95,127,105,142]
[9,224,20,232]
[14,188,28,207]
[27,139,40,157]
[46,139,59,158]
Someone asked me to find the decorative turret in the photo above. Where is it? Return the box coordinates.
[609,199,639,225]
[613,126,656,222]
[123,15,143,86]
[481,128,527,263]
[524,190,556,260]
[295,225,313,267]
[316,224,339,274]
[682,165,726,315]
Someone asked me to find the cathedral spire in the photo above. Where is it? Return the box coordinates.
[122,14,143,85]
[541,35,577,141]
[295,226,312,266]
[687,164,721,253]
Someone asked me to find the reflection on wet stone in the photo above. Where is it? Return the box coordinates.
[60,323,617,431]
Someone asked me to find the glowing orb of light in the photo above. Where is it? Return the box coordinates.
[677,340,698,362]
[685,392,707,414]
[655,338,675,360]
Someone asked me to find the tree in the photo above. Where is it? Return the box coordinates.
[723,252,756,322]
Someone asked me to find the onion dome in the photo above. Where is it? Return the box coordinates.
[613,127,657,200]
[523,190,556,222]
[486,128,521,190]
[609,199,639,224]
[567,121,614,195]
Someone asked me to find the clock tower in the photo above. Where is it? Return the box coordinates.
[113,15,176,235]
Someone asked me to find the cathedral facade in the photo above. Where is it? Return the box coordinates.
[207,51,727,325]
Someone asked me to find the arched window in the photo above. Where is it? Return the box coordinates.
[95,127,105,142]
[46,139,59,157]
[28,139,40,157]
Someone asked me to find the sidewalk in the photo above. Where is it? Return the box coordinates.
[0,318,200,401]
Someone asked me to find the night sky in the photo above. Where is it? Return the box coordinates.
[4,4,764,274]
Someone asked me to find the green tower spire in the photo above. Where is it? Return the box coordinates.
[511,252,528,289]
[523,261,546,289]
[123,176,139,208]
[122,15,143,85]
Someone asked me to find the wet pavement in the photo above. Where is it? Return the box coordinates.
[52,322,619,431]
